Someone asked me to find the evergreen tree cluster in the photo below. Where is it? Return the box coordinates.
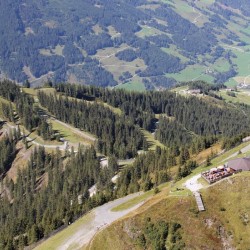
[0,135,194,249]
[0,80,21,102]
[15,92,39,131]
[116,148,173,196]
[0,142,187,249]
[37,91,147,158]
[187,80,226,94]
[1,102,15,122]
[137,218,185,250]
[0,133,17,176]
[55,83,250,148]
[155,116,193,146]
[0,80,55,140]
[36,119,54,141]
[0,146,116,249]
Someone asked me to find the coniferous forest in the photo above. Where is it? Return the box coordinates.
[37,91,147,158]
[1,0,250,248]
[1,0,249,88]
[54,83,250,144]
[1,80,250,249]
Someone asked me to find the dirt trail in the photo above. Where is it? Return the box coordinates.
[1,116,97,151]
[192,5,203,24]
[50,118,96,143]
[222,142,250,162]
[35,192,144,250]
[2,121,67,150]
[59,192,143,250]
[184,174,203,192]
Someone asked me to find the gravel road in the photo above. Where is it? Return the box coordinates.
[57,192,144,250]
[2,122,67,150]
[51,118,96,143]
[222,142,250,162]
[184,174,203,192]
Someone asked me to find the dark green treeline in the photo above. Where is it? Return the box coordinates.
[55,83,250,147]
[37,91,147,158]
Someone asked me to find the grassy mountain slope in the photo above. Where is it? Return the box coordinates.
[37,138,250,250]
[1,81,250,249]
[87,167,250,250]
[1,0,250,90]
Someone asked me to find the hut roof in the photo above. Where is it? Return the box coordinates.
[227,158,250,171]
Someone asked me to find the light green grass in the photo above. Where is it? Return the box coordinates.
[162,46,189,63]
[141,129,166,150]
[118,159,135,168]
[95,44,146,83]
[224,78,238,87]
[39,45,64,57]
[112,182,171,212]
[53,45,64,56]
[162,0,212,26]
[39,49,53,56]
[35,213,94,250]
[231,50,250,76]
[23,127,63,146]
[116,81,146,92]
[219,90,250,105]
[136,26,163,38]
[39,88,56,95]
[227,21,250,44]
[22,88,37,96]
[111,191,154,212]
[166,65,214,83]
[101,102,122,115]
[212,58,231,72]
[197,176,210,188]
[50,119,95,145]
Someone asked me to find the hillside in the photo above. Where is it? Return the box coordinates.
[1,0,250,90]
[87,173,250,250]
[37,139,250,250]
[1,81,250,249]
[87,163,250,250]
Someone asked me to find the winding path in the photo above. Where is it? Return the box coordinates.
[184,174,203,192]
[192,6,203,24]
[50,118,96,143]
[222,142,250,162]
[35,192,144,250]
[1,122,68,150]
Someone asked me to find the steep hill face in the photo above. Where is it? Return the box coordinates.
[1,0,250,89]
[87,173,250,250]
[1,80,250,249]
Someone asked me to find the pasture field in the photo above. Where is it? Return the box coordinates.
[116,81,146,92]
[219,89,250,105]
[166,64,214,83]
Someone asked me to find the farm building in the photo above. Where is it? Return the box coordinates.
[227,157,250,171]
[187,89,201,95]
